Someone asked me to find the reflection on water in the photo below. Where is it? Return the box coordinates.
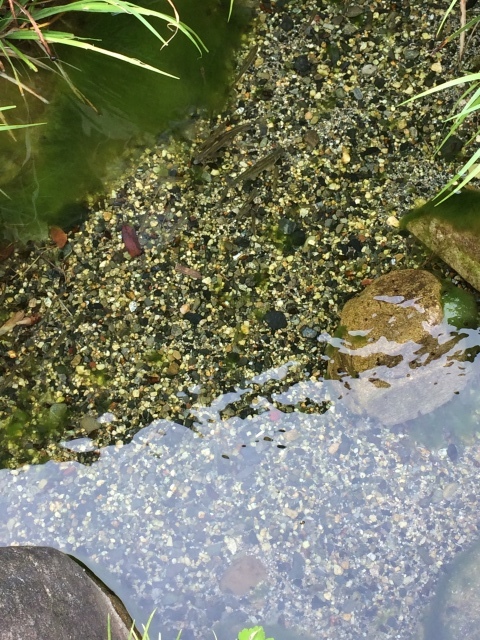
[0,0,249,238]
[1,332,480,639]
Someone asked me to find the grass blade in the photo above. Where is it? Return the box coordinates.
[7,29,181,77]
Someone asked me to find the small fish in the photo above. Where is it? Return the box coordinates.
[235,44,259,84]
[193,122,252,164]
[175,263,202,280]
[231,146,285,184]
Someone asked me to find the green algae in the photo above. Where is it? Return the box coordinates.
[441,281,479,329]
[0,402,70,468]
[400,189,480,234]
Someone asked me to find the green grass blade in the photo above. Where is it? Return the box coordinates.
[0,122,45,130]
[0,39,39,71]
[228,0,234,21]
[6,30,181,78]
[436,147,480,203]
[30,0,207,54]
[401,72,480,104]
[437,0,458,35]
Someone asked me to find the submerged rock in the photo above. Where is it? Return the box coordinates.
[327,269,479,426]
[219,555,268,596]
[421,539,480,640]
[0,546,132,640]
[401,190,480,292]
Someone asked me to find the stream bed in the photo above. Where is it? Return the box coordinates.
[1,351,480,640]
[2,0,480,638]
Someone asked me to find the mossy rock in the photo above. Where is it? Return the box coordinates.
[327,269,479,426]
[401,189,480,292]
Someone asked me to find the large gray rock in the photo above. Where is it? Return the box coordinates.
[0,546,132,640]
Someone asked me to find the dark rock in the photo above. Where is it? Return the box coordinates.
[447,443,459,462]
[184,312,203,325]
[264,310,288,331]
[0,546,132,640]
[439,135,464,160]
[293,55,312,76]
[279,15,294,31]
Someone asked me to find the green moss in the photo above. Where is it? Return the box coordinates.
[400,189,480,234]
[441,281,479,329]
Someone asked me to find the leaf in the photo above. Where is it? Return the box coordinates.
[49,225,68,248]
[238,626,274,640]
[122,224,143,257]
[0,242,15,262]
[0,311,40,337]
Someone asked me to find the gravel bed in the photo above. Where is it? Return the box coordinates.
[0,0,473,466]
[0,377,480,640]
[1,1,480,638]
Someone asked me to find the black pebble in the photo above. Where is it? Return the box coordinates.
[293,54,312,76]
[280,14,294,31]
[264,310,288,331]
[447,443,459,462]
[184,312,202,325]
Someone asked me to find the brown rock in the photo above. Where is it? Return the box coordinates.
[327,270,473,426]
[327,269,444,380]
[219,555,267,596]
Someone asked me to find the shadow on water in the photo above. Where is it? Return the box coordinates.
[0,0,251,240]
[1,327,480,638]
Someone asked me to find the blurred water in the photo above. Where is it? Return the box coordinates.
[1,333,480,639]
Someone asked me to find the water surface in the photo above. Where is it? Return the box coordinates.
[1,339,480,639]
[0,0,250,239]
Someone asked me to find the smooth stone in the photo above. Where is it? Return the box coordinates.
[219,555,268,596]
[0,546,132,640]
[422,539,480,639]
[326,270,476,426]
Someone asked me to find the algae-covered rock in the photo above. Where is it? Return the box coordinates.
[401,190,480,292]
[327,269,479,426]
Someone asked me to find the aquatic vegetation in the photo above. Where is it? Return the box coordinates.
[238,628,274,640]
[0,0,206,125]
[0,105,44,134]
[106,611,275,640]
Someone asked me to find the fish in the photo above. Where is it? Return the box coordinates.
[231,146,285,184]
[193,122,252,164]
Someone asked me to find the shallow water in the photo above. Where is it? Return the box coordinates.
[0,0,249,239]
[1,331,480,639]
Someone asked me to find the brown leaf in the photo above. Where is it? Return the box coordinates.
[122,224,143,258]
[49,225,68,249]
[16,314,41,327]
[0,242,15,262]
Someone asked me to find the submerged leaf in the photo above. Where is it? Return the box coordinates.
[122,224,143,257]
[0,311,40,337]
[49,225,68,248]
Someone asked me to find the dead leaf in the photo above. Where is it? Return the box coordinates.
[49,226,68,249]
[122,224,143,258]
[0,242,14,262]
[0,311,40,337]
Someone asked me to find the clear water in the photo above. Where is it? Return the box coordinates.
[1,329,480,640]
[0,0,250,239]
